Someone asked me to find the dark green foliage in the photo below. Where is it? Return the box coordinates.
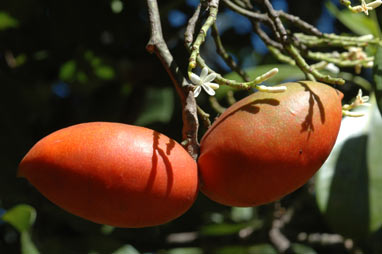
[373,46,382,116]
[1,0,382,254]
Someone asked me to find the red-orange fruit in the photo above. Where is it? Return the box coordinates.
[18,122,198,227]
[198,81,343,207]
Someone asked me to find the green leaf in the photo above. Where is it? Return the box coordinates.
[248,244,278,254]
[120,83,132,97]
[0,11,19,30]
[100,225,115,235]
[316,97,382,241]
[291,243,317,254]
[112,244,140,254]
[163,247,203,254]
[2,204,36,233]
[325,1,379,36]
[373,46,382,117]
[59,60,77,81]
[77,71,89,83]
[90,57,102,68]
[94,65,115,80]
[213,246,247,254]
[21,231,40,254]
[84,50,95,61]
[135,87,174,126]
[366,99,382,232]
[111,0,124,13]
[217,64,304,100]
[14,54,27,67]
[214,244,278,254]
[200,219,262,236]
[200,222,249,236]
[230,207,254,222]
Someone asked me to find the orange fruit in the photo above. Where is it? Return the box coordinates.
[198,81,343,207]
[19,122,198,227]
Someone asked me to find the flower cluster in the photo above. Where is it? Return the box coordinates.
[346,47,374,74]
[324,46,374,74]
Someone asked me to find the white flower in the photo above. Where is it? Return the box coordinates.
[353,89,371,107]
[361,0,373,15]
[353,0,381,15]
[346,47,370,74]
[342,89,371,117]
[352,0,372,15]
[189,67,219,97]
[342,89,371,114]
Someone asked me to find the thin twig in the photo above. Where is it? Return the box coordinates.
[185,3,202,47]
[278,11,323,37]
[268,45,296,65]
[295,33,382,48]
[253,21,283,50]
[226,90,237,105]
[269,203,294,254]
[196,54,280,90]
[211,23,250,81]
[209,96,226,114]
[262,0,288,43]
[197,106,212,129]
[285,44,345,85]
[189,0,220,70]
[222,0,268,22]
[306,51,373,68]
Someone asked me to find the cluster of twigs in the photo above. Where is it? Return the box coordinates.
[146,0,380,160]
[145,1,380,253]
[188,0,380,87]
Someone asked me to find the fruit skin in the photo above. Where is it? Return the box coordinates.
[198,81,343,207]
[18,122,198,228]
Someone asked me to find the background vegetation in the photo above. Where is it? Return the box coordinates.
[1,0,381,253]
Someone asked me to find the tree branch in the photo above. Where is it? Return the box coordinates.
[222,0,268,22]
[185,3,202,47]
[146,0,200,160]
[269,203,294,254]
[211,23,250,82]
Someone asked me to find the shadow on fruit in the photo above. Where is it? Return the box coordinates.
[202,98,280,142]
[298,81,326,134]
[146,131,174,196]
